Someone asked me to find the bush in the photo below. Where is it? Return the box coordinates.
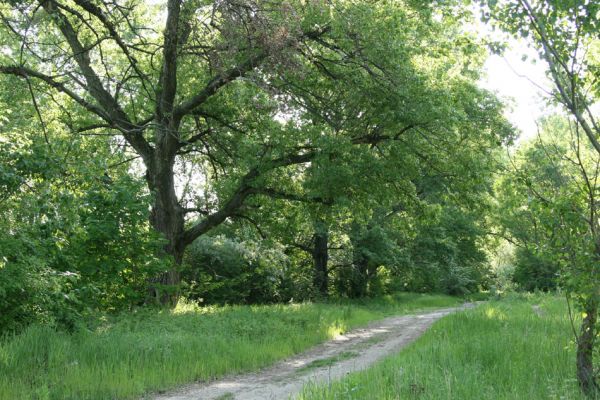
[67,175,169,310]
[513,248,559,291]
[182,236,290,304]
[0,251,82,334]
[0,174,168,334]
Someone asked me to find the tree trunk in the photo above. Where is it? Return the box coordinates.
[350,237,368,298]
[146,127,186,306]
[577,298,598,397]
[350,254,369,298]
[348,223,369,298]
[312,220,329,298]
[147,199,185,305]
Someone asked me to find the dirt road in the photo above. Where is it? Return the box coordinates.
[151,303,474,400]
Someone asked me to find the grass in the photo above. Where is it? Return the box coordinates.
[298,351,360,373]
[299,293,584,400]
[0,292,460,400]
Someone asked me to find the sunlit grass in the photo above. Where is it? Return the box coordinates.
[299,293,584,400]
[0,292,460,400]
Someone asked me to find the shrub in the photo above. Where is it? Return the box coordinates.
[0,247,81,334]
[513,248,559,292]
[182,236,290,304]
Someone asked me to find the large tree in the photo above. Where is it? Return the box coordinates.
[0,0,508,303]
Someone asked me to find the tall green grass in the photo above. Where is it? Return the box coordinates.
[0,293,459,400]
[300,293,584,400]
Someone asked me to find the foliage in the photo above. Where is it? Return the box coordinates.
[404,205,490,295]
[67,175,169,310]
[0,123,168,332]
[495,116,598,296]
[512,248,559,292]
[334,223,403,298]
[0,249,81,334]
[182,235,290,304]
[493,114,600,394]
[0,0,511,304]
[488,242,518,293]
[0,0,512,344]
[487,2,600,382]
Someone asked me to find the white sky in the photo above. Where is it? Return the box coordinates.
[478,40,554,143]
[468,5,555,143]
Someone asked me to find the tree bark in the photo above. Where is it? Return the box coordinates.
[312,220,329,298]
[146,123,186,306]
[147,196,185,305]
[577,298,599,397]
[350,253,369,298]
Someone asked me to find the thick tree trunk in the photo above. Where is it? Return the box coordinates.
[147,203,185,305]
[146,126,186,306]
[312,220,329,298]
[577,298,598,397]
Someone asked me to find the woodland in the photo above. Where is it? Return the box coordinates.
[0,0,599,399]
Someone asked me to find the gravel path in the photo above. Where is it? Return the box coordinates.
[151,303,475,400]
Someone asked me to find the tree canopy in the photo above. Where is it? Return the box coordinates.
[0,0,512,312]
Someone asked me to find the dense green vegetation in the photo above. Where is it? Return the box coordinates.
[0,0,510,330]
[0,293,460,400]
[0,0,599,397]
[300,294,583,400]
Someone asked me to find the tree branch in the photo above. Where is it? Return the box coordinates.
[174,51,267,119]
[231,213,267,239]
[254,188,333,205]
[157,0,182,121]
[182,151,316,245]
[71,0,152,96]
[173,26,331,120]
[517,0,600,156]
[0,64,110,119]
[181,121,416,245]
[40,0,153,161]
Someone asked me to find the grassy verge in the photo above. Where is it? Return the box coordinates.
[0,292,460,400]
[299,293,583,400]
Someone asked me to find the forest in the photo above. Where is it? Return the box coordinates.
[0,0,599,399]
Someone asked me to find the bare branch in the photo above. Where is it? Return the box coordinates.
[157,0,182,121]
[40,0,154,161]
[0,64,110,119]
[174,26,331,120]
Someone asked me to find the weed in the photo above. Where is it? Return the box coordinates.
[0,293,459,400]
[298,294,584,400]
